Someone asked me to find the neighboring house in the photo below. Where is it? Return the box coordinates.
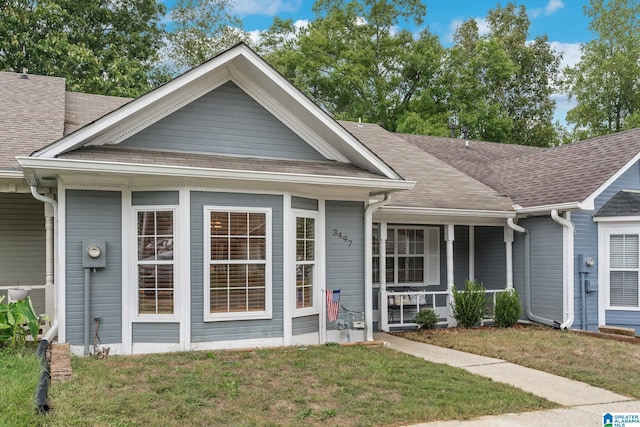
[2,44,639,355]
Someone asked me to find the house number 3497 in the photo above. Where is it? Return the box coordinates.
[332,229,352,247]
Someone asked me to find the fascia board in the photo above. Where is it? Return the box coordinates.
[0,170,24,179]
[514,202,584,214]
[582,151,640,210]
[16,157,415,191]
[32,48,246,159]
[374,207,514,226]
[593,215,640,222]
[377,206,516,218]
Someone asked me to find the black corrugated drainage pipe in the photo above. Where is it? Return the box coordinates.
[507,218,560,328]
[35,339,51,413]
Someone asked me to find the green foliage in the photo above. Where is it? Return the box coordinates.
[257,0,441,131]
[414,309,439,329]
[493,289,522,328]
[0,296,47,348]
[451,280,486,328]
[441,3,560,146]
[564,0,640,136]
[165,0,251,74]
[0,0,167,96]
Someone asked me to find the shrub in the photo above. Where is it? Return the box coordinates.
[0,296,47,348]
[414,309,439,329]
[451,279,486,328]
[493,289,522,328]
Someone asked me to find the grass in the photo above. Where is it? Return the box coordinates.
[399,324,640,399]
[24,344,557,426]
[0,346,42,427]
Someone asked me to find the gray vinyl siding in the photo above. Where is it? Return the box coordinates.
[65,190,122,345]
[326,201,365,327]
[513,216,563,323]
[190,191,283,342]
[474,226,507,290]
[132,191,179,206]
[585,161,640,331]
[120,82,326,161]
[132,323,180,343]
[292,196,318,211]
[0,194,45,295]
[292,315,319,335]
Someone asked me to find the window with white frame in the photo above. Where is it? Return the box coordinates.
[608,233,640,308]
[373,225,439,286]
[295,213,317,312]
[136,209,175,316]
[205,207,271,320]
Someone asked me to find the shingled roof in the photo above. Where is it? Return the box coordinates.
[0,72,66,169]
[340,121,514,211]
[399,129,640,209]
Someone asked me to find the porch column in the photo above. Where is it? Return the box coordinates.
[44,203,55,325]
[468,226,475,280]
[504,226,514,290]
[445,225,455,326]
[379,223,389,331]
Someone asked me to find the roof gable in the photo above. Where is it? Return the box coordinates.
[118,81,326,161]
[31,43,401,180]
[594,190,640,217]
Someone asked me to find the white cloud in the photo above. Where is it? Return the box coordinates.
[530,0,564,19]
[445,17,490,43]
[550,41,583,69]
[545,0,564,15]
[232,0,301,17]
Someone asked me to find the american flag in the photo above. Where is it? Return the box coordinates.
[326,289,340,322]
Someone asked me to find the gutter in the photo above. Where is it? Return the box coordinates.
[364,193,392,341]
[507,218,559,328]
[30,185,59,342]
[551,209,575,330]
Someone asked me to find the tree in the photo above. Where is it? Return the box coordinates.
[440,3,561,146]
[258,0,442,131]
[564,0,640,137]
[0,0,166,97]
[165,0,251,74]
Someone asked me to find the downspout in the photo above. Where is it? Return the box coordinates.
[30,186,58,343]
[364,193,392,342]
[551,209,575,331]
[507,218,558,328]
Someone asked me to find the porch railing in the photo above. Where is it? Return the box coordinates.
[382,288,509,329]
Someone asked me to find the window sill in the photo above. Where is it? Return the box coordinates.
[292,308,319,318]
[204,312,271,322]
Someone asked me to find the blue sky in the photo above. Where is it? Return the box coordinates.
[163,0,595,124]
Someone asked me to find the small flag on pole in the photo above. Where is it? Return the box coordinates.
[326,289,340,322]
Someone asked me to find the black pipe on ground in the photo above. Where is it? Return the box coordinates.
[35,339,51,414]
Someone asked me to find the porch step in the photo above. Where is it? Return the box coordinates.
[598,325,637,337]
[50,343,73,382]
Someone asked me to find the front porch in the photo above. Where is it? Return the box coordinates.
[372,218,519,331]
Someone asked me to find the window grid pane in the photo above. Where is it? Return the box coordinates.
[137,210,174,315]
[208,210,267,315]
[296,216,315,309]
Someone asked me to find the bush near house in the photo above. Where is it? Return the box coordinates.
[414,309,439,329]
[493,289,522,327]
[0,296,47,348]
[451,279,486,328]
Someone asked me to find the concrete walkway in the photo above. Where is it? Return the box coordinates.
[375,332,639,427]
